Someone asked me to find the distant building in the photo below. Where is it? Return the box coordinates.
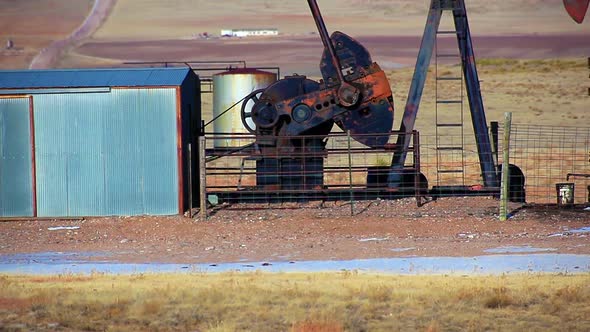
[220,28,279,38]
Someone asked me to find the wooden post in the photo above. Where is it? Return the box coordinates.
[199,136,207,219]
[499,112,512,221]
[347,130,354,216]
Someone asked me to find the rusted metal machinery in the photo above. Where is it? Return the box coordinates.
[238,0,506,195]
[222,0,590,201]
[239,0,396,190]
[196,0,590,207]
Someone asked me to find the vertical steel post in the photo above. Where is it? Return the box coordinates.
[499,112,512,221]
[490,121,499,167]
[453,1,499,188]
[413,131,423,207]
[199,136,207,219]
[347,130,354,216]
[389,4,442,186]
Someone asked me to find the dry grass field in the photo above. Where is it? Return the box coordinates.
[1,272,589,331]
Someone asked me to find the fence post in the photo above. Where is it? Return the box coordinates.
[499,112,512,221]
[199,135,207,219]
[347,130,354,216]
[188,143,193,218]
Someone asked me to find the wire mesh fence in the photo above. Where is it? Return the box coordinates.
[202,123,590,214]
[502,124,590,205]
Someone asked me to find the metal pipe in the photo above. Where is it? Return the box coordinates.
[306,0,358,106]
[389,4,442,187]
[566,173,590,181]
[453,1,499,188]
[307,0,340,80]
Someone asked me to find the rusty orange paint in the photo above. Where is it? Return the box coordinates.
[354,66,393,104]
[277,64,393,116]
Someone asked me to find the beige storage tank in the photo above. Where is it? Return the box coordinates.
[212,68,277,147]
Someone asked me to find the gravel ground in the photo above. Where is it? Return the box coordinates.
[0,197,588,264]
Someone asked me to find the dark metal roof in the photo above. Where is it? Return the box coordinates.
[0,67,192,89]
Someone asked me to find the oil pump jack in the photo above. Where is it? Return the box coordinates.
[235,0,510,197]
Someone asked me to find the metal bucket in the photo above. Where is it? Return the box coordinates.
[556,183,575,207]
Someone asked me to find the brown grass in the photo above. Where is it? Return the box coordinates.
[0,273,589,331]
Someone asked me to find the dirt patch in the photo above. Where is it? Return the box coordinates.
[0,197,588,264]
[0,297,32,311]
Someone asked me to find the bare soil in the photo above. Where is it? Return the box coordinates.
[1,197,588,264]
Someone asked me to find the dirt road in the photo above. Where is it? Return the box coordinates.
[29,0,116,69]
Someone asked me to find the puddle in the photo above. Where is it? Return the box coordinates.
[359,237,389,242]
[390,247,416,252]
[570,227,590,233]
[0,252,589,275]
[484,246,558,254]
[47,226,80,231]
[549,226,590,237]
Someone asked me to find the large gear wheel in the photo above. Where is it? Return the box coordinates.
[241,76,321,134]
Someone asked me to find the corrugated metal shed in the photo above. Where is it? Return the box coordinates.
[0,67,191,89]
[0,97,34,217]
[0,67,200,217]
[34,89,180,216]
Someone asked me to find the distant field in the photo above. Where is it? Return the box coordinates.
[1,273,589,331]
[94,0,585,39]
[2,1,588,70]
[0,0,93,69]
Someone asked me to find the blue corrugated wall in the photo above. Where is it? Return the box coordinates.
[34,88,179,216]
[0,97,34,217]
